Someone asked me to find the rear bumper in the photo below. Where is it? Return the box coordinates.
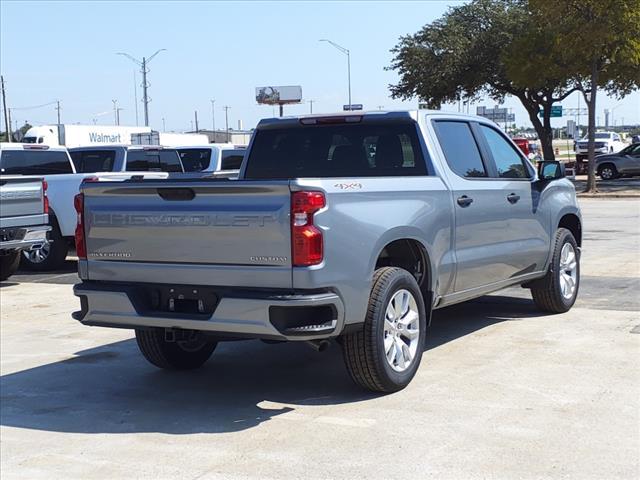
[0,225,50,252]
[73,281,346,341]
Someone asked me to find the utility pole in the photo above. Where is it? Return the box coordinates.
[162,117,166,132]
[210,99,215,132]
[117,49,166,127]
[55,101,62,144]
[1,75,11,142]
[7,108,13,142]
[223,106,230,143]
[133,70,139,126]
[308,100,314,114]
[112,99,118,125]
[194,110,199,132]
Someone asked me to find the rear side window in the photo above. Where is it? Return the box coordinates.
[0,150,73,175]
[126,150,183,172]
[479,125,530,179]
[433,121,487,178]
[221,150,245,170]
[70,150,116,173]
[245,123,427,179]
[178,148,212,172]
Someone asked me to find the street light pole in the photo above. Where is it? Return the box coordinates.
[117,49,166,127]
[320,39,351,108]
[210,99,215,132]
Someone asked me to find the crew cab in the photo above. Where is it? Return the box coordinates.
[0,176,50,280]
[0,143,183,271]
[574,131,626,173]
[73,111,582,393]
[177,144,246,177]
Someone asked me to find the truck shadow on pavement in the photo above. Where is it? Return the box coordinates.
[0,294,544,435]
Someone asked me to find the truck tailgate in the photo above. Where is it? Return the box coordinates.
[0,177,46,227]
[82,180,293,288]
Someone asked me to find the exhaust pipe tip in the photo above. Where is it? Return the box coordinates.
[306,339,331,352]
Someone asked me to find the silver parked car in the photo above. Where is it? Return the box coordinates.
[595,143,640,179]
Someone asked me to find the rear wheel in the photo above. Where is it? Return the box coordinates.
[342,267,427,393]
[135,328,217,370]
[598,163,618,180]
[0,251,21,281]
[21,222,68,271]
[530,228,580,313]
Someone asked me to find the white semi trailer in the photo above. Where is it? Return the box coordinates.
[22,125,152,148]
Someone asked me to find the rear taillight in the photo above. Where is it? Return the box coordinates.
[74,192,86,259]
[42,180,49,214]
[291,191,325,266]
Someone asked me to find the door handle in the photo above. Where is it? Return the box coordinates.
[457,195,473,207]
[507,193,520,204]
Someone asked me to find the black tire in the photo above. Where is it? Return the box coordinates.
[20,222,68,271]
[530,228,580,313]
[598,163,618,180]
[135,328,217,370]
[342,267,427,393]
[0,251,21,281]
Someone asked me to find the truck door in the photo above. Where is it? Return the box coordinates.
[475,124,550,279]
[432,120,547,292]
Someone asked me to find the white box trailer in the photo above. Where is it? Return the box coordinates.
[22,125,152,148]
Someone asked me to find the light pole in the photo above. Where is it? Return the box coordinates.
[112,99,118,125]
[210,99,215,133]
[223,106,230,143]
[117,49,166,126]
[320,39,351,109]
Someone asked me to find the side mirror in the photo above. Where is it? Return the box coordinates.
[538,160,565,181]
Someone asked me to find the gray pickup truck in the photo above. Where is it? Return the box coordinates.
[0,176,50,280]
[73,111,582,392]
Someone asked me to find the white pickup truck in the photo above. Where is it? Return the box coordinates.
[574,132,626,173]
[0,143,183,270]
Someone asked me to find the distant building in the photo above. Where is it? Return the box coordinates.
[187,129,253,145]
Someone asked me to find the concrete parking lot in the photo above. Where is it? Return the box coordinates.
[1,198,639,480]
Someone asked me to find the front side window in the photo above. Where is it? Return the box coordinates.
[479,125,530,179]
[433,121,487,178]
[0,150,73,175]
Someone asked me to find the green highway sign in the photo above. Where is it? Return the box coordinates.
[539,105,563,118]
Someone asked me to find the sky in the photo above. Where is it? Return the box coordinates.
[1,0,638,133]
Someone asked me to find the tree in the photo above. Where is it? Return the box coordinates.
[388,0,579,161]
[528,0,640,192]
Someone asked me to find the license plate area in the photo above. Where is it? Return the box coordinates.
[131,285,219,318]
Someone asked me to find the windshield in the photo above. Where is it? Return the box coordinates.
[0,149,73,175]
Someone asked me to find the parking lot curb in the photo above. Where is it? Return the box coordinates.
[576,193,640,199]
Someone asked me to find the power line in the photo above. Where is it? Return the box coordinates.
[10,100,58,111]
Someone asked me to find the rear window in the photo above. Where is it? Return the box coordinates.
[221,149,246,170]
[70,150,116,173]
[126,150,183,172]
[178,148,212,172]
[244,123,427,179]
[0,149,73,175]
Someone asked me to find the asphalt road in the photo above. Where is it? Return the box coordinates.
[1,199,639,480]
